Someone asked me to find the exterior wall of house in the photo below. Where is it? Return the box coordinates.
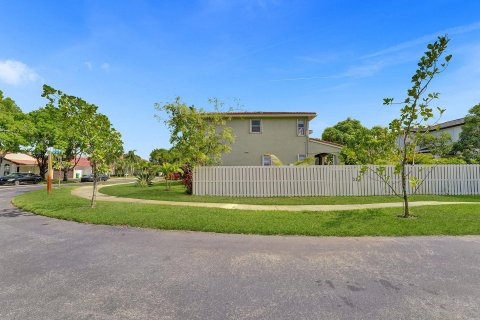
[307,142,342,156]
[0,160,39,176]
[307,141,342,164]
[429,126,462,142]
[221,117,309,166]
[0,160,14,176]
[397,124,464,151]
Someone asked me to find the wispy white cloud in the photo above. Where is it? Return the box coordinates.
[271,59,388,82]
[85,61,93,70]
[206,0,280,11]
[296,52,339,64]
[0,59,40,85]
[360,21,480,60]
[272,22,480,83]
[270,75,341,82]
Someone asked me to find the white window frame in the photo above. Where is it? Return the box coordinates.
[250,119,262,133]
[297,154,306,161]
[297,119,306,136]
[262,155,272,166]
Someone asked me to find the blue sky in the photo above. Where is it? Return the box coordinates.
[1,0,480,158]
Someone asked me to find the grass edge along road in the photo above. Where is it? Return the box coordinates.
[12,187,480,237]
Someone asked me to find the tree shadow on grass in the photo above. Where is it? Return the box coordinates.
[320,209,385,229]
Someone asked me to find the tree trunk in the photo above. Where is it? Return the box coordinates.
[91,164,97,208]
[38,160,48,180]
[63,167,69,182]
[400,162,410,218]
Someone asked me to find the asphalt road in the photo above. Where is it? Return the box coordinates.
[1,185,479,319]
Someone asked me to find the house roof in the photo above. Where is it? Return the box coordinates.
[207,112,317,120]
[308,138,343,148]
[75,157,91,167]
[434,118,465,130]
[4,153,37,165]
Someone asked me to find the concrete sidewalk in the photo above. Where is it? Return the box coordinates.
[71,184,480,212]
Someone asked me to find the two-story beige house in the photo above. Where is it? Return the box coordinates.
[217,112,342,166]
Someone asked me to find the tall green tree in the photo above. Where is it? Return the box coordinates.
[123,150,142,176]
[43,85,123,206]
[149,148,171,165]
[455,103,480,163]
[322,118,369,147]
[0,91,28,169]
[340,125,396,165]
[156,97,234,166]
[26,105,62,178]
[155,97,234,194]
[365,35,452,218]
[322,119,395,164]
[41,85,85,181]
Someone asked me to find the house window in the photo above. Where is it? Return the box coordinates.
[298,154,306,161]
[297,119,305,136]
[250,119,262,133]
[4,164,10,175]
[262,155,272,166]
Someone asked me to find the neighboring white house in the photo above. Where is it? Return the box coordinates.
[214,112,343,166]
[397,118,465,153]
[0,153,39,176]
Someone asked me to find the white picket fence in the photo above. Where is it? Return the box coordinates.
[193,165,480,197]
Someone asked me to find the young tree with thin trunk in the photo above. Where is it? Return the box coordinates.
[155,97,234,194]
[70,103,123,208]
[360,35,452,218]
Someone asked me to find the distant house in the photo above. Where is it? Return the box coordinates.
[214,112,342,166]
[398,118,465,153]
[426,118,464,142]
[0,153,39,176]
[53,157,93,180]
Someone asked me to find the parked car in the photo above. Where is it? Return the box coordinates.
[80,174,109,182]
[0,173,42,186]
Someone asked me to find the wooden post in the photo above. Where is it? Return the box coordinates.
[47,150,53,194]
[58,156,61,189]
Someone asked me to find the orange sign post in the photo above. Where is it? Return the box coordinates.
[47,149,53,194]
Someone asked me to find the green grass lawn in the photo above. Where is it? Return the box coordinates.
[101,181,480,205]
[12,187,480,236]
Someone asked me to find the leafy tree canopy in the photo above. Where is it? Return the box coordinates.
[149,148,171,165]
[456,103,480,163]
[321,118,367,147]
[0,90,28,163]
[322,119,396,165]
[155,97,234,167]
[417,131,453,158]
[26,104,63,178]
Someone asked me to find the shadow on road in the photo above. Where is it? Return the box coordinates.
[0,207,34,218]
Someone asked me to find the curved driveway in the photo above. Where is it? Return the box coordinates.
[1,185,479,319]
